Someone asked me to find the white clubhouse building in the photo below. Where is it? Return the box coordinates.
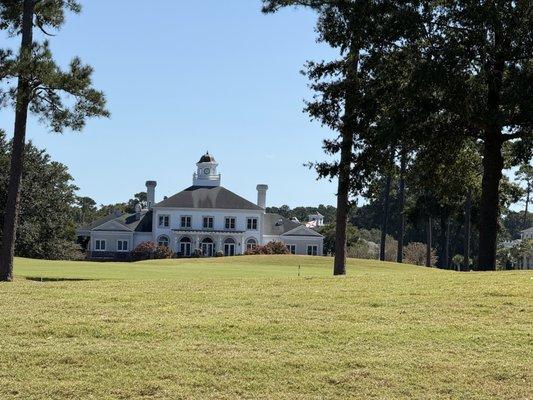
[78,153,324,259]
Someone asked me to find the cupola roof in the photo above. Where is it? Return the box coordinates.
[198,151,215,163]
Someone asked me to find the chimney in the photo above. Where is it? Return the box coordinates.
[256,184,268,209]
[146,180,157,210]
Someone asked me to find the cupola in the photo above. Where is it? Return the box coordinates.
[193,151,221,187]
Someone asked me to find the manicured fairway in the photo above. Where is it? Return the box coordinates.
[0,256,531,399]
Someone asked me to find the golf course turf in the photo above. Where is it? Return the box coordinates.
[0,255,530,399]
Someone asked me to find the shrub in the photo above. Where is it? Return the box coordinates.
[403,242,437,266]
[154,245,173,259]
[245,241,289,255]
[452,254,464,270]
[191,248,202,258]
[264,241,290,254]
[45,239,85,261]
[215,250,224,257]
[347,239,379,260]
[132,241,158,261]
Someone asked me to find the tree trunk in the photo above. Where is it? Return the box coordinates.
[524,180,531,229]
[478,134,504,270]
[379,166,393,261]
[0,0,34,282]
[443,217,451,269]
[463,189,472,271]
[478,53,505,271]
[426,217,432,267]
[333,48,359,276]
[437,216,449,269]
[396,149,406,263]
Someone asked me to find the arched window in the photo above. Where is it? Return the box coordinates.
[246,238,257,251]
[179,237,192,256]
[201,237,214,257]
[158,235,170,247]
[224,237,236,256]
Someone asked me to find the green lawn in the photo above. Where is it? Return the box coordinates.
[0,256,531,399]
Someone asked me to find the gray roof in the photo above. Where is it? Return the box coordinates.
[263,213,323,237]
[80,211,153,233]
[119,210,153,232]
[263,213,300,235]
[155,186,263,210]
[78,213,121,232]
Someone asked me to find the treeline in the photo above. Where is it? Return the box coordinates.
[0,131,145,261]
[270,200,532,269]
[262,1,532,272]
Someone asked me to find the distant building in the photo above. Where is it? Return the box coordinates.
[306,213,324,229]
[77,153,324,260]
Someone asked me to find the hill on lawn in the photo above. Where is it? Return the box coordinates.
[0,255,531,399]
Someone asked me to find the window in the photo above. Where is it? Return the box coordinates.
[203,216,214,229]
[286,244,296,255]
[117,240,128,252]
[95,239,106,251]
[179,237,192,256]
[158,215,170,228]
[180,216,192,228]
[158,235,170,247]
[246,217,258,230]
[246,238,257,251]
[225,217,236,230]
[307,245,318,256]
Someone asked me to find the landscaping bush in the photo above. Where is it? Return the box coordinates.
[215,250,224,257]
[245,241,289,255]
[154,245,173,259]
[191,248,202,258]
[132,241,158,261]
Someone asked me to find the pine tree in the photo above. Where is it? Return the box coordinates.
[263,0,422,275]
[0,0,109,281]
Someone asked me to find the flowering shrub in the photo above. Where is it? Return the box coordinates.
[132,241,158,261]
[245,241,289,255]
[154,245,173,259]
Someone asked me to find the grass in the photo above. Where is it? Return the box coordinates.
[0,255,531,399]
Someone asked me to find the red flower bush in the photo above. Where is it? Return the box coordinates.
[244,241,289,255]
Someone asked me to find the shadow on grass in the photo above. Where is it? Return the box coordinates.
[25,277,97,282]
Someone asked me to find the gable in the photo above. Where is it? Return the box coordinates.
[282,225,323,238]
[93,219,133,232]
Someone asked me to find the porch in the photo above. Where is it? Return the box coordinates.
[171,229,251,257]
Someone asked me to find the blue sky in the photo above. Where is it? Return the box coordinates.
[1,1,342,208]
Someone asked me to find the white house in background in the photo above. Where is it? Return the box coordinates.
[306,213,325,228]
[520,226,533,269]
[78,153,324,260]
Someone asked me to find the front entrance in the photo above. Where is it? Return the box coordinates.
[180,237,192,257]
[201,238,214,257]
[224,238,236,256]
